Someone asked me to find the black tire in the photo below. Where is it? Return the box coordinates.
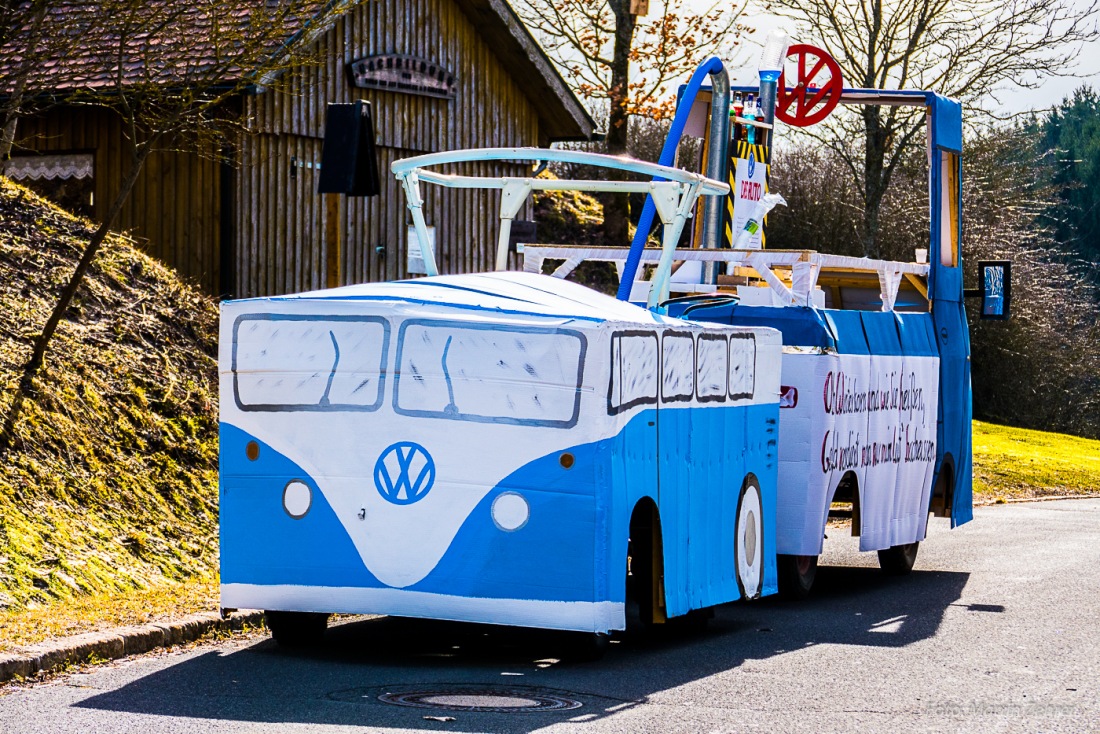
[878,542,919,575]
[777,554,819,600]
[265,610,329,647]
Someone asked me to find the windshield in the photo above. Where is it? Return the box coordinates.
[232,314,389,411]
[394,320,585,428]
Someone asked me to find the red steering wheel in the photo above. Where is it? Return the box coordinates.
[776,44,844,127]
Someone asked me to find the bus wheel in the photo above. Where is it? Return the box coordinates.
[735,476,764,600]
[777,554,818,600]
[265,611,329,647]
[878,542,920,575]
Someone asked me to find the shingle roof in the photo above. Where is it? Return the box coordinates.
[2,0,327,92]
[2,0,595,140]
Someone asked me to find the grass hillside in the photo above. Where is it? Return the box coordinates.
[0,178,219,616]
[973,420,1100,501]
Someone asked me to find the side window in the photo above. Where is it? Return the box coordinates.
[940,151,960,268]
[608,331,659,415]
[661,332,695,403]
[696,334,728,402]
[729,333,756,400]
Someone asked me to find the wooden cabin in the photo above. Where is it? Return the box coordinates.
[5,0,595,298]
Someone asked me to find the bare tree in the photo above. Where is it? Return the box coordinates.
[515,0,746,242]
[768,0,1100,258]
[0,0,360,450]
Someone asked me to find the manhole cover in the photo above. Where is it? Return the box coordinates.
[377,688,583,713]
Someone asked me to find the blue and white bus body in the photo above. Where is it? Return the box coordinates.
[668,303,943,556]
[219,272,782,632]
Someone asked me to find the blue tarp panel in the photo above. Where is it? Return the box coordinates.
[895,313,938,357]
[676,303,836,350]
[860,311,904,356]
[824,310,869,354]
[931,95,963,153]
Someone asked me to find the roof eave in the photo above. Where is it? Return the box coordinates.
[452,0,597,142]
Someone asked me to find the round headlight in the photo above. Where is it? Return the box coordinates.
[282,480,312,519]
[491,492,529,532]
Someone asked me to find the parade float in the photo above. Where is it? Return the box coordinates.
[219,36,1010,648]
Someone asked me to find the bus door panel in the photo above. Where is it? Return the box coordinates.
[657,329,696,617]
[607,330,660,610]
[932,298,974,527]
[690,331,746,608]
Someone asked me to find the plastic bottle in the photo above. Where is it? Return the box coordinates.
[757,29,789,149]
[731,92,744,143]
[744,93,757,145]
[758,30,789,83]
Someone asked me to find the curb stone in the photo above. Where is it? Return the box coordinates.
[0,610,264,685]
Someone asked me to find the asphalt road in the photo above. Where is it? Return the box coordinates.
[1,499,1098,734]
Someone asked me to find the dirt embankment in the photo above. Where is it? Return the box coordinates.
[0,178,219,613]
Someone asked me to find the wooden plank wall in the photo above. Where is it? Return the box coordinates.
[13,109,222,294]
[234,0,542,297]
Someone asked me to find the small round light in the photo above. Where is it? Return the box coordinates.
[283,480,312,519]
[559,452,575,469]
[491,492,529,532]
[246,441,260,461]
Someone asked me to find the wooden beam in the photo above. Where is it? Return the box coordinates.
[325,193,341,288]
[904,272,928,299]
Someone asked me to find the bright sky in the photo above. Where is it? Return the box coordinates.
[710,1,1100,114]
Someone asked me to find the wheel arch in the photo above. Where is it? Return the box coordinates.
[826,470,862,538]
[627,497,666,625]
[930,454,956,517]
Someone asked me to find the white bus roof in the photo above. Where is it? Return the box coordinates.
[228,271,674,327]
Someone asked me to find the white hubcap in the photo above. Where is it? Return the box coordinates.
[737,482,764,599]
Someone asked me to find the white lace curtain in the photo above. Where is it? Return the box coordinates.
[4,153,94,181]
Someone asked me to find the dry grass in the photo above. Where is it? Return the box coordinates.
[0,573,218,651]
[0,177,219,618]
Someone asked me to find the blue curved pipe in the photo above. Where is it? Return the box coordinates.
[616,56,727,301]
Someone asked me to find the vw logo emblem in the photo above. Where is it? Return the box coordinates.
[747,151,756,179]
[374,442,436,505]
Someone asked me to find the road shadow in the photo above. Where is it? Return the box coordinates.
[77,565,972,731]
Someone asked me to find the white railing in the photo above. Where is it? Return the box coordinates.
[522,245,930,312]
[391,147,729,287]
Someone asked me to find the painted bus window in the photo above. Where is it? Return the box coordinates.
[232,315,388,412]
[696,333,728,402]
[608,331,659,414]
[661,332,695,403]
[729,334,757,401]
[393,320,586,428]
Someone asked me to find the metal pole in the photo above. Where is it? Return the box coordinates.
[758,77,777,150]
[700,68,730,284]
